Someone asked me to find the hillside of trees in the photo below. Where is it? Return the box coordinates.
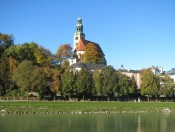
[0,33,174,101]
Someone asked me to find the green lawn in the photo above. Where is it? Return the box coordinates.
[0,101,175,114]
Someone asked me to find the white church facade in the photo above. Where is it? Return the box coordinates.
[69,17,107,71]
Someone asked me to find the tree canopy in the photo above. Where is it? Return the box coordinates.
[140,68,160,101]
[83,43,103,64]
[55,44,72,65]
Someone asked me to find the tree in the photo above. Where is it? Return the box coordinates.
[99,66,117,96]
[30,67,51,98]
[5,43,35,62]
[140,68,160,101]
[12,60,50,98]
[50,69,62,94]
[129,76,138,94]
[55,44,72,65]
[61,60,69,70]
[61,70,77,100]
[34,46,53,66]
[116,73,137,98]
[5,42,53,66]
[0,33,14,95]
[0,33,14,56]
[92,70,102,95]
[12,61,34,93]
[83,43,103,64]
[158,75,175,98]
[0,54,11,95]
[75,69,93,100]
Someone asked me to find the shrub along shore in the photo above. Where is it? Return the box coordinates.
[0,101,175,114]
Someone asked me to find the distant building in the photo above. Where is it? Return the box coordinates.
[166,68,175,82]
[118,66,141,88]
[150,66,163,75]
[70,17,107,67]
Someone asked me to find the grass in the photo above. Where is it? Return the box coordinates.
[0,101,175,114]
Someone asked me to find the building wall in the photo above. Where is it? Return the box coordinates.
[169,75,175,82]
[121,71,141,89]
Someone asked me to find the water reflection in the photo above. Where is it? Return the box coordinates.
[0,113,175,132]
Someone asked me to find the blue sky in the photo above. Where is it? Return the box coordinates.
[1,0,175,71]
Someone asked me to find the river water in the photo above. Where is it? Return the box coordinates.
[0,113,175,132]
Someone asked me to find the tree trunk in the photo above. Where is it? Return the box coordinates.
[83,95,84,101]
[69,95,71,101]
[147,96,150,102]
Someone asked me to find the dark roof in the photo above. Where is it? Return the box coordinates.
[129,70,141,73]
[118,69,140,73]
[68,63,106,71]
[68,63,86,69]
[85,63,106,70]
[166,68,175,75]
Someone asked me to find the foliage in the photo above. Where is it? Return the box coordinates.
[75,69,93,97]
[140,68,160,100]
[99,66,117,96]
[0,33,14,95]
[61,60,69,70]
[158,75,175,97]
[83,43,103,64]
[92,70,102,95]
[0,33,14,56]
[0,54,11,95]
[116,73,137,96]
[55,44,72,65]
[50,69,62,94]
[61,70,77,96]
[5,42,53,66]
[34,46,53,66]
[12,60,50,98]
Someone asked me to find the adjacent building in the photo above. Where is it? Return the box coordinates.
[166,68,175,82]
[118,66,141,88]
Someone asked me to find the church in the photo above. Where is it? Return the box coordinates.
[69,17,107,71]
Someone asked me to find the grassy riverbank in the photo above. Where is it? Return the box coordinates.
[0,101,175,114]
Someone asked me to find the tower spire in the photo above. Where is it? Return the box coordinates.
[73,16,85,50]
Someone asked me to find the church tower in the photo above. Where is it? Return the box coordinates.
[73,16,85,50]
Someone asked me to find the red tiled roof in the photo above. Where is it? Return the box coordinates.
[75,38,104,55]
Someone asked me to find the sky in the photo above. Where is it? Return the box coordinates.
[1,0,175,71]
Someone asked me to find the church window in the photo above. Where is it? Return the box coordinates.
[75,37,78,40]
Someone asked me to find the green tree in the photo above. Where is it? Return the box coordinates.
[116,73,137,98]
[5,42,53,66]
[61,70,77,100]
[0,54,11,95]
[83,43,103,64]
[0,33,14,95]
[140,68,160,101]
[75,69,93,100]
[99,66,117,96]
[34,46,53,66]
[92,70,102,95]
[12,61,34,93]
[61,60,70,70]
[30,67,51,99]
[158,75,175,98]
[12,60,50,98]
[5,43,35,62]
[0,33,14,56]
